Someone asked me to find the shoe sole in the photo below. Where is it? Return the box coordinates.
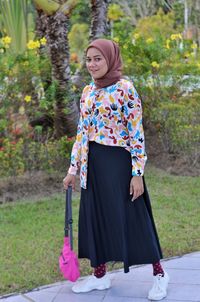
[72,282,111,293]
[148,292,167,301]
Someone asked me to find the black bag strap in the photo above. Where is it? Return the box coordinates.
[64,186,73,250]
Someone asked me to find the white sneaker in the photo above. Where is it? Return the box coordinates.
[148,271,170,301]
[72,274,111,293]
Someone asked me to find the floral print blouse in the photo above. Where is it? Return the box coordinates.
[68,78,147,189]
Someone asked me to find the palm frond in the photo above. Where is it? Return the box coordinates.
[0,0,29,54]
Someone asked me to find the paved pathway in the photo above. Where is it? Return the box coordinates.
[1,252,200,302]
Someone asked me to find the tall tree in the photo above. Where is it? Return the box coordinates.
[72,0,111,88]
[89,0,111,41]
[182,0,200,44]
[33,0,79,138]
[114,0,176,25]
[184,0,189,31]
[193,0,200,45]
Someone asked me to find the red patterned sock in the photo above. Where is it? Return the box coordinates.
[152,261,164,276]
[94,263,106,278]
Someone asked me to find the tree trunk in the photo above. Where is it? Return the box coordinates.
[32,0,79,138]
[193,0,200,46]
[184,0,189,31]
[46,11,79,138]
[35,8,47,39]
[89,0,111,42]
[72,0,111,89]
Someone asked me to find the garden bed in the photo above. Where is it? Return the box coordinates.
[0,171,81,204]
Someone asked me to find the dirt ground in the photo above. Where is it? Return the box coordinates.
[0,138,199,204]
[0,171,81,204]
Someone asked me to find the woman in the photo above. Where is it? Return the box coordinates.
[63,38,169,301]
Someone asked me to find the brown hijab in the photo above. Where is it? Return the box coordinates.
[86,38,122,89]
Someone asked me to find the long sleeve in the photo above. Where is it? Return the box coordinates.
[67,113,82,175]
[67,86,88,175]
[123,82,147,176]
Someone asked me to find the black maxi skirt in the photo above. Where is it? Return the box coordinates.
[78,141,163,273]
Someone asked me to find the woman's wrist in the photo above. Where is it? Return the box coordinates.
[68,166,77,175]
[67,173,75,176]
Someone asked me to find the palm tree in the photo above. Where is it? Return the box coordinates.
[72,0,111,89]
[89,0,111,41]
[33,0,112,137]
[33,0,79,138]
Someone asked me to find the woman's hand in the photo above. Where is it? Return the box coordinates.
[63,174,76,191]
[130,176,144,201]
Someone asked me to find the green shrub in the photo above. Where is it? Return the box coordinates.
[0,137,74,177]
[111,8,200,162]
[151,95,200,164]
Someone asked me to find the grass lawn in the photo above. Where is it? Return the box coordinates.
[0,166,200,295]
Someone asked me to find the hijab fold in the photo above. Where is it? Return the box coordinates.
[86,39,122,89]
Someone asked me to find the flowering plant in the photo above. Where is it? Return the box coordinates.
[112,9,200,163]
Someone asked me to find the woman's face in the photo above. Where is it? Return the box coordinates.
[86,47,108,79]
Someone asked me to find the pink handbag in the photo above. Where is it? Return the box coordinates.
[59,187,80,282]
